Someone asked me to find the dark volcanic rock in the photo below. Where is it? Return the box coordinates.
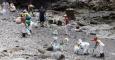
[52,2,69,11]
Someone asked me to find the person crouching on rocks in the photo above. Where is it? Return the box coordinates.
[39,6,46,27]
[9,3,16,12]
[22,10,32,35]
[91,36,105,58]
[15,14,26,37]
[20,14,26,37]
[74,39,90,55]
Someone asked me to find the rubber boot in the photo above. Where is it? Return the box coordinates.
[100,53,105,58]
[22,33,26,37]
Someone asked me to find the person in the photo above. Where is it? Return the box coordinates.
[39,6,46,27]
[15,13,26,37]
[2,2,10,17]
[74,39,90,55]
[22,10,32,35]
[74,44,81,54]
[91,36,105,58]
[2,2,9,11]
[63,14,69,25]
[61,38,69,45]
[63,14,71,36]
[91,36,99,50]
[9,3,16,12]
[20,13,26,37]
[64,24,71,36]
[52,39,61,52]
[28,3,34,15]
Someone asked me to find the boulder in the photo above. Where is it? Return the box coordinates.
[38,47,46,54]
[67,0,76,3]
[110,13,115,19]
[52,51,65,60]
[38,54,51,59]
[66,8,76,20]
[52,2,69,11]
[89,0,113,11]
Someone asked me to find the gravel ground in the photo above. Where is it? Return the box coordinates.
[0,11,115,60]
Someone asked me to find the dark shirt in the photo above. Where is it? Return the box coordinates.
[39,8,45,22]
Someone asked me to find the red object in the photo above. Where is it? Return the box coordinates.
[21,16,26,24]
[64,16,69,25]
[91,37,97,42]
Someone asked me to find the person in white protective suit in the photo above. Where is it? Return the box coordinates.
[74,39,90,55]
[52,37,61,52]
[1,2,10,16]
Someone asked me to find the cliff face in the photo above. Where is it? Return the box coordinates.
[1,0,52,9]
[0,0,114,10]
[51,0,115,11]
